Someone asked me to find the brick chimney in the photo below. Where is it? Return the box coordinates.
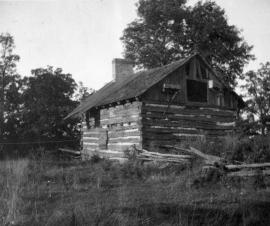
[112,58,134,82]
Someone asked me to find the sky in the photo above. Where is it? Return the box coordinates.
[1,0,270,90]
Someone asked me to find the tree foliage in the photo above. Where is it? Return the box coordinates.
[20,67,80,148]
[0,33,22,144]
[121,0,254,86]
[74,81,94,102]
[241,63,270,135]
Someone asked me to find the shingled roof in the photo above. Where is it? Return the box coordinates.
[65,53,241,119]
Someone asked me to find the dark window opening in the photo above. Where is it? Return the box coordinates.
[85,109,100,128]
[196,64,201,79]
[201,66,208,79]
[186,79,207,102]
[94,110,100,127]
[185,63,190,76]
[86,111,90,129]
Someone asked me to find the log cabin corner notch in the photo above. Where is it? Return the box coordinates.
[65,53,245,160]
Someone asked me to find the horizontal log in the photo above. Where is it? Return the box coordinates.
[142,105,236,118]
[108,137,141,143]
[83,133,101,138]
[108,130,141,138]
[142,112,235,123]
[142,120,235,131]
[142,133,204,142]
[216,122,235,127]
[100,102,142,117]
[108,123,141,131]
[143,140,185,148]
[137,157,190,164]
[225,163,270,170]
[140,149,192,159]
[100,108,141,118]
[82,137,99,141]
[58,148,81,155]
[165,145,223,165]
[143,127,199,134]
[107,146,141,152]
[100,115,141,125]
[108,142,140,147]
[142,116,224,126]
[97,150,126,158]
[227,169,270,177]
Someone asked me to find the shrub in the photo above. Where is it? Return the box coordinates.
[90,153,102,164]
[225,135,270,163]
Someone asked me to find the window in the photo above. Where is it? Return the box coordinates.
[201,66,208,79]
[186,79,207,102]
[185,63,190,77]
[85,109,100,128]
[216,93,224,106]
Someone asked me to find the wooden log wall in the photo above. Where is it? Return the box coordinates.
[141,102,237,152]
[81,101,142,159]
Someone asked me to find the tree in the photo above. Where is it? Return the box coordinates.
[21,66,80,148]
[0,33,22,146]
[241,62,270,135]
[74,81,94,102]
[121,0,254,86]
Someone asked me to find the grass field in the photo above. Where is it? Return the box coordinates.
[0,152,270,226]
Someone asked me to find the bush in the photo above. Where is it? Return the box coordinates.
[90,153,102,164]
[225,135,270,163]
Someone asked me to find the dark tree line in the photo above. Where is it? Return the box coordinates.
[0,33,92,153]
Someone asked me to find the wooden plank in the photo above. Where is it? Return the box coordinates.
[140,149,192,159]
[142,111,235,122]
[100,115,141,125]
[100,107,141,117]
[165,145,223,165]
[108,137,141,143]
[58,148,81,155]
[143,127,199,135]
[108,143,141,151]
[142,115,233,126]
[142,120,235,131]
[97,150,126,158]
[82,137,99,141]
[108,124,141,131]
[225,163,270,170]
[83,132,101,138]
[227,169,270,177]
[108,130,141,138]
[142,105,236,118]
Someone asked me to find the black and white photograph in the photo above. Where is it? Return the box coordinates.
[0,0,270,225]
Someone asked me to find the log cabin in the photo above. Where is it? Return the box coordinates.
[66,53,245,160]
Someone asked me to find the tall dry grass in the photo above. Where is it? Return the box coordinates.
[0,151,269,226]
[0,158,29,225]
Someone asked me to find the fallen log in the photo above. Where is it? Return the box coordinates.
[164,145,223,165]
[58,148,81,156]
[227,169,270,177]
[225,162,270,171]
[140,149,192,159]
[126,146,193,164]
